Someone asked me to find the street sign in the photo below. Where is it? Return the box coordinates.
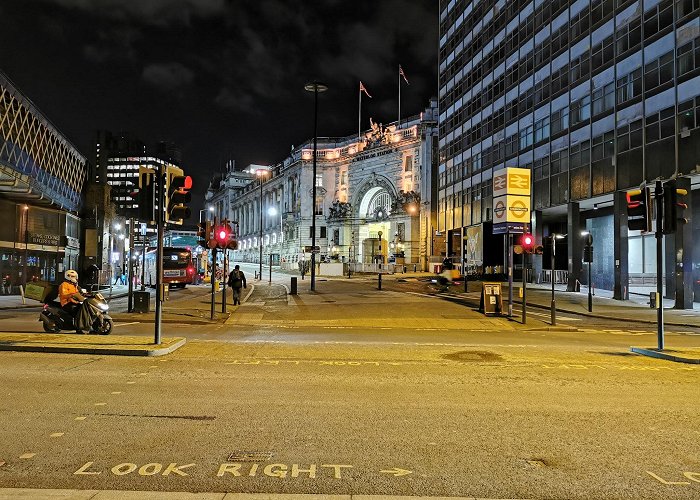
[304,245,320,253]
[492,222,529,235]
[493,167,531,197]
[492,194,531,224]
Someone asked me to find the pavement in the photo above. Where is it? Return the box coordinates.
[0,265,698,362]
[0,333,185,356]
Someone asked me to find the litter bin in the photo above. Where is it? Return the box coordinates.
[290,276,297,295]
[133,290,150,313]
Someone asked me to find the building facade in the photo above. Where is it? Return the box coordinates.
[0,71,87,288]
[439,0,700,303]
[206,100,439,271]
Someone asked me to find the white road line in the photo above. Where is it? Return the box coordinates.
[113,322,139,327]
[527,311,580,321]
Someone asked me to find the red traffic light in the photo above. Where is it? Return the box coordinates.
[523,234,533,246]
[218,230,227,240]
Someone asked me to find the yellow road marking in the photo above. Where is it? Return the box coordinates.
[75,416,87,421]
[50,433,64,438]
[19,453,35,459]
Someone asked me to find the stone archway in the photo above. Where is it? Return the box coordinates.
[351,173,398,218]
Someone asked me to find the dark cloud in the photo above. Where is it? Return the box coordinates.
[1,0,437,216]
[142,62,194,91]
[43,0,226,25]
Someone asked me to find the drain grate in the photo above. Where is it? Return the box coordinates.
[228,451,274,462]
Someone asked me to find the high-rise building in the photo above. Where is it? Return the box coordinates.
[439,0,700,304]
[93,131,182,219]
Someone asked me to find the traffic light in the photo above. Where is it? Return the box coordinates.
[137,167,156,224]
[521,233,534,253]
[215,224,230,248]
[165,166,192,224]
[662,179,689,234]
[583,233,593,263]
[196,222,210,248]
[626,187,652,233]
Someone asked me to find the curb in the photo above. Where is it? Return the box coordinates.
[0,337,186,357]
[0,489,525,500]
[630,347,700,364]
[110,316,215,325]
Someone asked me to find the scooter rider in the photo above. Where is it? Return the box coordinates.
[59,270,83,317]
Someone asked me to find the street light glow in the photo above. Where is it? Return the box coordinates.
[268,206,278,216]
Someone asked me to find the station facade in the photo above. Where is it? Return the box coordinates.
[206,100,439,271]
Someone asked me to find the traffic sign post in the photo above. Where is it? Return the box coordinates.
[493,168,532,320]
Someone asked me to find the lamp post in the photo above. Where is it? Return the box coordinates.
[305,81,328,292]
[256,169,269,280]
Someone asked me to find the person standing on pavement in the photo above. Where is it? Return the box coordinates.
[227,265,247,305]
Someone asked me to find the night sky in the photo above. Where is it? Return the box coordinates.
[0,0,438,214]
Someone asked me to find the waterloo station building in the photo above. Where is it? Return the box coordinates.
[206,100,439,271]
[0,71,88,288]
[438,0,700,305]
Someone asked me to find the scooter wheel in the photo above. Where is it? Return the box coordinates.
[42,323,60,333]
[99,318,113,335]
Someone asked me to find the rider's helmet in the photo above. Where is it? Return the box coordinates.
[65,269,79,284]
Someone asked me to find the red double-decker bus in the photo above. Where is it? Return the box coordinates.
[144,247,195,288]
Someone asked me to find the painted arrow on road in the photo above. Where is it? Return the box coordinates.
[380,467,412,477]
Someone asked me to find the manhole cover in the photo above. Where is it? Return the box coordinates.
[441,350,503,362]
[228,451,274,462]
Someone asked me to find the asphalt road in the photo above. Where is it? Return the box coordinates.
[0,336,699,499]
[1,277,699,499]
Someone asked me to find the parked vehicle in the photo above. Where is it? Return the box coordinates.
[144,247,195,288]
[39,290,113,335]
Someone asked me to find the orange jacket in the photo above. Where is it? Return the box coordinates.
[59,281,80,307]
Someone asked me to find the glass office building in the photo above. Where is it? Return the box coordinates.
[438,0,700,303]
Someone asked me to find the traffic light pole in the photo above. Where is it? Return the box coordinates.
[550,235,556,326]
[507,233,513,317]
[655,180,664,350]
[221,248,227,314]
[521,251,527,325]
[127,218,134,313]
[154,165,164,345]
[210,216,217,321]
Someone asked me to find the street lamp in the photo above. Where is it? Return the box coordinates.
[256,169,269,279]
[305,81,328,292]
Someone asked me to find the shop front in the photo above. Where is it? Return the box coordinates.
[0,201,81,293]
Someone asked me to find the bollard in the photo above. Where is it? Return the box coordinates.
[378,272,382,290]
[290,276,297,295]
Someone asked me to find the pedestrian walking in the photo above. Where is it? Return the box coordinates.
[227,265,247,306]
[113,265,122,285]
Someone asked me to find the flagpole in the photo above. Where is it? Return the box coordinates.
[398,65,401,129]
[358,86,361,146]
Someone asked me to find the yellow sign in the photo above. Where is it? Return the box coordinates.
[493,167,531,197]
[493,195,531,223]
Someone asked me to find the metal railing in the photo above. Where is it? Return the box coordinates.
[540,270,569,284]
